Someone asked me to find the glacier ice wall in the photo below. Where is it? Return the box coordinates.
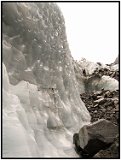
[2,3,90,157]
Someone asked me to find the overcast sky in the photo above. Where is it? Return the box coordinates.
[57,2,118,64]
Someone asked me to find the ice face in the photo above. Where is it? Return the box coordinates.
[3,63,87,157]
[2,3,90,157]
[3,65,40,157]
[3,63,10,92]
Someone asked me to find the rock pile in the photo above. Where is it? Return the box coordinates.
[80,89,119,125]
[91,67,119,81]
[73,59,119,158]
[79,90,119,158]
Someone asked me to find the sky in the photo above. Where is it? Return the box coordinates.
[57,2,118,64]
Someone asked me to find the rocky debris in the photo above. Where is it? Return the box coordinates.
[75,58,106,75]
[94,97,105,105]
[73,57,119,158]
[79,90,119,158]
[91,67,119,81]
[80,90,119,124]
[74,59,119,93]
[75,57,119,80]
[78,58,119,158]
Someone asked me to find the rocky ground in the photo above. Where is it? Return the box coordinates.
[91,67,119,81]
[80,66,119,158]
[80,89,119,125]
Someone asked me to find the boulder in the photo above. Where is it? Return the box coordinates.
[85,119,118,143]
[73,132,112,158]
[73,119,118,157]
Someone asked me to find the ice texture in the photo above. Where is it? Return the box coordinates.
[2,3,90,157]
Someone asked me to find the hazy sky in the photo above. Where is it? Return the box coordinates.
[57,2,118,64]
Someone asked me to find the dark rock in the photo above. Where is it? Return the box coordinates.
[94,135,119,158]
[74,119,119,158]
[82,138,112,158]
[89,65,119,81]
[73,133,84,156]
[94,98,105,105]
[80,119,118,144]
[73,119,116,158]
[82,69,86,76]
[73,133,112,158]
[73,133,80,148]
[97,62,102,66]
[93,104,98,108]
[104,90,111,97]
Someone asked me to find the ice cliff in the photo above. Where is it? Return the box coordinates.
[2,3,90,157]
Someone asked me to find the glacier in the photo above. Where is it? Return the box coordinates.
[2,3,91,157]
